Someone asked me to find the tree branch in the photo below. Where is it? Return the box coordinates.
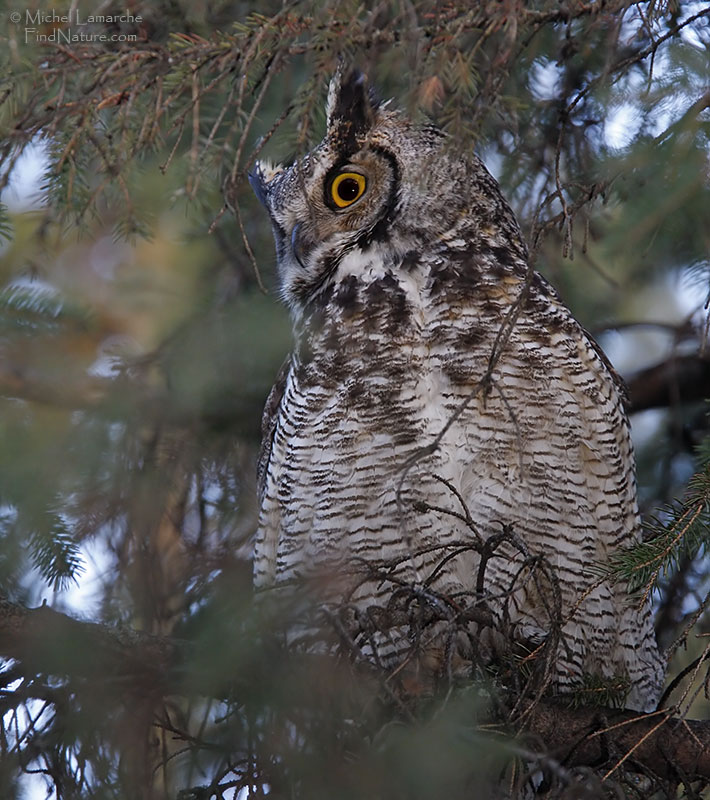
[626,354,710,413]
[0,361,111,410]
[0,361,264,439]
[1,597,709,781]
[0,597,180,691]
[522,699,710,782]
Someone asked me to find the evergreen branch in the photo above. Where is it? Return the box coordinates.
[638,502,705,607]
[563,6,710,116]
[0,596,709,781]
[2,1,704,249]
[0,284,93,334]
[28,517,85,590]
[605,465,710,600]
[0,202,13,243]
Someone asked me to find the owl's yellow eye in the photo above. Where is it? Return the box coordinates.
[330,172,367,208]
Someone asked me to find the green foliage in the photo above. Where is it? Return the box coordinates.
[607,433,710,596]
[42,130,94,231]
[569,672,633,710]
[0,202,12,243]
[28,513,85,589]
[0,283,93,335]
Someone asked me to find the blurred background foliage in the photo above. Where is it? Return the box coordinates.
[0,0,709,798]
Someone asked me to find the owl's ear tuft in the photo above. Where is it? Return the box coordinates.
[326,66,378,151]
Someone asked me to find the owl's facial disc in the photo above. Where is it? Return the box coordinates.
[251,145,399,312]
[250,68,408,311]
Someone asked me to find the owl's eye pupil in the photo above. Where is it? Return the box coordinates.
[330,171,367,208]
[337,178,360,202]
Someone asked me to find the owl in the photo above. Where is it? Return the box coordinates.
[249,67,664,711]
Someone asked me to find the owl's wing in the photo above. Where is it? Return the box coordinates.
[582,326,631,410]
[257,355,292,501]
[535,272,630,407]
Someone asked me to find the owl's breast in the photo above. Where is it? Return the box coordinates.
[257,258,637,597]
[256,262,502,587]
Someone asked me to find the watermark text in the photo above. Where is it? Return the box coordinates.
[8,8,142,45]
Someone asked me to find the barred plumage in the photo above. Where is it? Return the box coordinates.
[250,68,664,711]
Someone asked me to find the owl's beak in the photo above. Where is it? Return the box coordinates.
[248,166,268,208]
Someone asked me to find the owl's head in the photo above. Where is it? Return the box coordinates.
[250,68,524,316]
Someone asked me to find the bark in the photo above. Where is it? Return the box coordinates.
[626,353,710,414]
[522,698,710,782]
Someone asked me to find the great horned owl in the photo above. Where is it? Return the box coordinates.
[249,68,664,711]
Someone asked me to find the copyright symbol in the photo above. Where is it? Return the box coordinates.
[9,12,21,23]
